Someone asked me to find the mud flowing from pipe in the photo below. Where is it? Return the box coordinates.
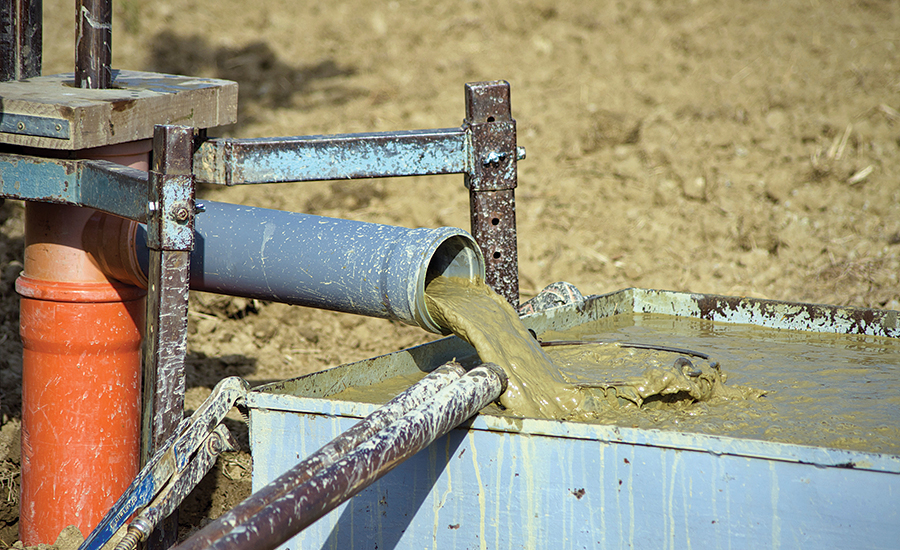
[425,276,581,418]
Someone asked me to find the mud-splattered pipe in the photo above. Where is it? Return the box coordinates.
[173,363,507,550]
[91,200,485,334]
[158,362,466,550]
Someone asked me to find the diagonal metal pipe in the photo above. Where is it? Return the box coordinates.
[173,363,507,550]
[169,362,467,550]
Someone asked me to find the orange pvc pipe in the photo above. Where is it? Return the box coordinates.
[17,140,150,544]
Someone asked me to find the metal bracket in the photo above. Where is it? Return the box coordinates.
[0,153,149,221]
[0,112,69,138]
[189,80,522,305]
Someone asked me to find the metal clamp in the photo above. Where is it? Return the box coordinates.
[79,376,249,550]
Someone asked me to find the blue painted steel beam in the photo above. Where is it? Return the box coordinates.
[193,128,469,185]
[0,153,148,221]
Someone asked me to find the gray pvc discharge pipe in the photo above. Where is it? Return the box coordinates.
[131,201,484,333]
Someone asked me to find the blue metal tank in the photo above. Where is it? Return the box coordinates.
[247,288,900,550]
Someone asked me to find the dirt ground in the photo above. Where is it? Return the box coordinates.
[1,0,899,545]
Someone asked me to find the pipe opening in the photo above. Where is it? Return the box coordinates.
[421,234,485,334]
[425,235,485,287]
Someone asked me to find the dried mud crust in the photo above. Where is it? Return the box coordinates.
[2,0,900,545]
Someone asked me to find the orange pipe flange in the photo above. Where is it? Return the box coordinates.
[17,140,150,544]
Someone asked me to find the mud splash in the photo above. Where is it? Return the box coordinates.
[422,277,753,419]
[424,276,580,418]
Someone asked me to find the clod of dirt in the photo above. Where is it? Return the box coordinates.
[52,526,83,550]
[582,110,642,152]
[0,419,20,464]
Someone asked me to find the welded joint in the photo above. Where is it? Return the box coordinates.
[146,173,194,250]
[191,137,230,185]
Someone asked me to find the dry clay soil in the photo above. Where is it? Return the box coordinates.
[1,0,899,545]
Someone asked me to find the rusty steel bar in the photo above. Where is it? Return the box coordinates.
[75,0,111,88]
[0,0,41,81]
[175,363,467,550]
[174,363,507,550]
[142,125,195,549]
[464,81,519,307]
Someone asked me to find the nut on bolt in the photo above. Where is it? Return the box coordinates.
[172,204,192,223]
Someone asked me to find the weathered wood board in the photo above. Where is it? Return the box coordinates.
[0,70,238,150]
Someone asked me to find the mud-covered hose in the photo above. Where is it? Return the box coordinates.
[172,363,507,550]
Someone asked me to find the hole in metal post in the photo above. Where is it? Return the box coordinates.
[487,116,495,122]
[491,217,500,226]
[492,251,502,259]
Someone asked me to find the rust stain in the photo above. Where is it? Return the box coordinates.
[111,99,136,112]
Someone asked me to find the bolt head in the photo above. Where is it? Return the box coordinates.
[173,206,191,222]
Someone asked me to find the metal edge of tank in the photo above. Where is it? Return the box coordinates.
[519,287,900,337]
[247,287,900,475]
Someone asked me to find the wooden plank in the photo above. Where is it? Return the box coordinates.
[0,70,238,149]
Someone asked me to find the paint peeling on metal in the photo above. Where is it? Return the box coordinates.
[0,153,148,221]
[0,112,71,138]
[190,365,504,550]
[192,129,468,185]
[176,364,467,550]
[621,288,900,338]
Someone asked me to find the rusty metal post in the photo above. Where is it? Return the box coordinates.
[75,0,111,88]
[464,81,519,307]
[1,0,42,81]
[142,125,195,549]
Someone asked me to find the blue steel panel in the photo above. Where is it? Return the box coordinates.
[0,154,79,203]
[79,160,149,222]
[249,288,900,548]
[251,407,900,550]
